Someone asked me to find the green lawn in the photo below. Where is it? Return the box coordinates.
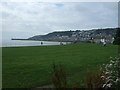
[2,44,118,88]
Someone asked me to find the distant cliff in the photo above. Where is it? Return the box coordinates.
[28,28,118,42]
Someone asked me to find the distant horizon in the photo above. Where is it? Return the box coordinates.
[2,27,117,40]
[52,26,118,31]
[10,27,118,40]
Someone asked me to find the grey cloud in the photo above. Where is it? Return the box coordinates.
[1,2,118,40]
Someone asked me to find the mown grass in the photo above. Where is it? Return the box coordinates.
[2,43,118,88]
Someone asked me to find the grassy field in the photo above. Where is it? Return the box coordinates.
[2,43,118,88]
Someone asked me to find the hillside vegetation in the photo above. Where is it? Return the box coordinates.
[29,28,117,42]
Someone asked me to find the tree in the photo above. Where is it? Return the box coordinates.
[113,28,120,45]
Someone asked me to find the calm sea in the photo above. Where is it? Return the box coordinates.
[1,39,63,47]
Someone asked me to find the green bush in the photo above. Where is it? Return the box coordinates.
[101,56,120,89]
[113,28,120,45]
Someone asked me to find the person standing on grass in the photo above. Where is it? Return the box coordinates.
[103,41,106,46]
[41,42,43,45]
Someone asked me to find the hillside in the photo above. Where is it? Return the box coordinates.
[28,28,117,42]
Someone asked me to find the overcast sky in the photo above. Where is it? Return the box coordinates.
[1,2,118,40]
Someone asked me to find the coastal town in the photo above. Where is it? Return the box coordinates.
[29,28,117,44]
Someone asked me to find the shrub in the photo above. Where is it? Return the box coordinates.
[101,56,120,89]
[52,63,67,88]
[51,56,120,89]
[113,28,120,45]
[84,70,106,89]
[83,56,120,89]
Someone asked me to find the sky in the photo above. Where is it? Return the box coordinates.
[1,2,118,40]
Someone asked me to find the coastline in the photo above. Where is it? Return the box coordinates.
[1,44,61,48]
[1,40,62,48]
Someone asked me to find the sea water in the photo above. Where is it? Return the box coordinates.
[1,39,62,47]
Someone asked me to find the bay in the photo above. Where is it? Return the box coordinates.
[1,39,63,47]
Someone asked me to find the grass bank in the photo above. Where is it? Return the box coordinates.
[2,44,118,88]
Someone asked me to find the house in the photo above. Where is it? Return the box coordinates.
[92,36,114,44]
